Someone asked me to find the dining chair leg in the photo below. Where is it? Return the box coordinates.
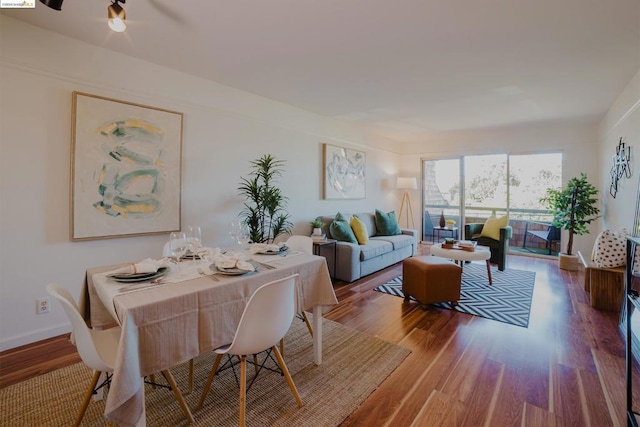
[253,354,259,375]
[188,359,194,394]
[239,355,247,427]
[74,370,102,427]
[279,338,285,357]
[149,373,157,389]
[271,346,303,407]
[198,353,223,408]
[162,369,195,424]
[301,311,313,337]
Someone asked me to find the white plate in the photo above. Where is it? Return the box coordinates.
[209,261,257,275]
[215,267,251,276]
[111,267,168,283]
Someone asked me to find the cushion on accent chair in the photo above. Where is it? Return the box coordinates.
[350,216,369,244]
[480,215,509,240]
[330,212,358,243]
[375,209,401,236]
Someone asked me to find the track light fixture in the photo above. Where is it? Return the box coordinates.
[108,0,127,33]
[39,0,64,10]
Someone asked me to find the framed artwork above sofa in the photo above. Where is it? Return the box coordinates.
[322,143,365,199]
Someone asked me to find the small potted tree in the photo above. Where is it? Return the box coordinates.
[238,154,293,243]
[541,173,600,270]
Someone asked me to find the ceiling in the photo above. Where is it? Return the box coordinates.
[3,0,639,143]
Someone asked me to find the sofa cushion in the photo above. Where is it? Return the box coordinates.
[370,234,413,251]
[359,240,394,261]
[354,213,377,237]
[481,215,508,241]
[350,216,369,244]
[330,212,358,243]
[375,209,401,236]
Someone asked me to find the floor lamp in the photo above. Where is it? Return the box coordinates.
[397,177,417,229]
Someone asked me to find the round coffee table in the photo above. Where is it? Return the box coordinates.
[429,243,493,285]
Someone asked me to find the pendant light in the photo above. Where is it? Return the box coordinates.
[108,0,127,33]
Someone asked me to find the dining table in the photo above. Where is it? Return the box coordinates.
[79,248,337,427]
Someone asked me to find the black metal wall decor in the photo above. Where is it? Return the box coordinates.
[610,137,631,198]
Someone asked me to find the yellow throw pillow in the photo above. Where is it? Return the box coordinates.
[350,216,369,245]
[480,215,508,241]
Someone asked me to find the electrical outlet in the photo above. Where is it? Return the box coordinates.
[36,297,50,314]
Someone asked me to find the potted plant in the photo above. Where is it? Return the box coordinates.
[310,217,324,236]
[541,173,600,270]
[238,154,293,243]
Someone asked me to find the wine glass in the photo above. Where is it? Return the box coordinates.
[170,232,187,271]
[229,221,242,247]
[186,225,202,257]
[237,223,251,249]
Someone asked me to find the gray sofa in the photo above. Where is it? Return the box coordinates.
[318,212,418,282]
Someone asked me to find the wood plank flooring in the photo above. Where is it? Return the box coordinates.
[1,244,637,426]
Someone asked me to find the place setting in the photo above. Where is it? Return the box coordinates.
[101,259,173,294]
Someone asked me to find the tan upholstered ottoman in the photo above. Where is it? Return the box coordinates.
[402,256,462,306]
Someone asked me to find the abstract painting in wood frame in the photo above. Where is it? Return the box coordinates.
[71,92,183,240]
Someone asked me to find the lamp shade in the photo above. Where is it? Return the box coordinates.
[396,177,418,190]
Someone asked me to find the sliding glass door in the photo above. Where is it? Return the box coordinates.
[464,154,508,223]
[422,159,460,242]
[422,152,562,256]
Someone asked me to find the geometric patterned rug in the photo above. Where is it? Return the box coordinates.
[374,263,536,328]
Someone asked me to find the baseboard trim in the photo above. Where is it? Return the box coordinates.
[0,323,70,352]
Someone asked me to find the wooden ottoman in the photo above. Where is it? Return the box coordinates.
[402,256,462,306]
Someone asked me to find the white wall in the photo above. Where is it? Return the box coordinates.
[0,16,401,350]
[397,121,601,255]
[598,69,640,233]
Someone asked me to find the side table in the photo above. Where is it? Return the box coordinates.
[432,226,458,243]
[313,239,337,279]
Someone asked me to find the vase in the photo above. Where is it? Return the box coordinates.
[313,228,323,236]
[439,211,446,228]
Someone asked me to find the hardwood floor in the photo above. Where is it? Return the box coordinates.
[1,244,636,426]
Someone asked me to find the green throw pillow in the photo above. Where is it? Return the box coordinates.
[375,209,401,236]
[330,212,358,243]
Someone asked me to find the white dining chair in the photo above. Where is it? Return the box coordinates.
[285,235,313,255]
[46,284,194,425]
[197,274,303,427]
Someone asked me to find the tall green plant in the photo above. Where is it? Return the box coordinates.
[238,154,292,243]
[541,173,600,255]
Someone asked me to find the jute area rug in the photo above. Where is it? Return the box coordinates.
[1,318,410,426]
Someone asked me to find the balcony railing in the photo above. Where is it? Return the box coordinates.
[423,206,559,256]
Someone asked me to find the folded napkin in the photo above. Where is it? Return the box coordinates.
[199,247,221,260]
[248,243,281,254]
[214,255,255,272]
[108,258,169,275]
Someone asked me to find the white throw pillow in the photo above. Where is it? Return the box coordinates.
[592,229,628,268]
